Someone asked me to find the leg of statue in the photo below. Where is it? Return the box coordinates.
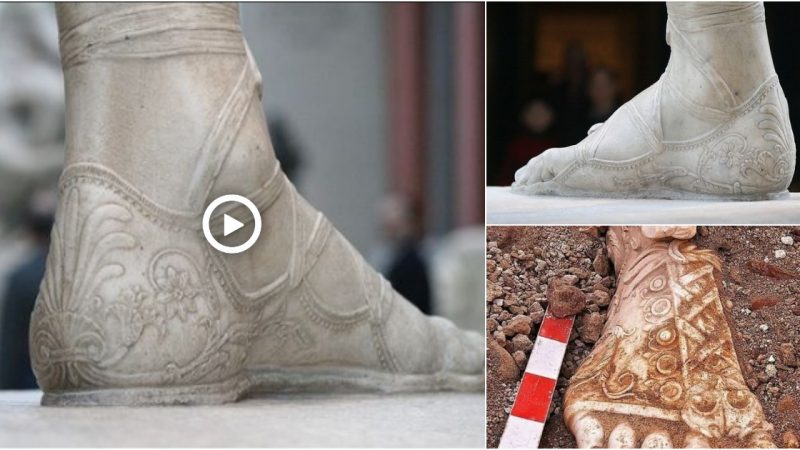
[564,226,775,448]
[29,3,483,406]
[513,2,796,200]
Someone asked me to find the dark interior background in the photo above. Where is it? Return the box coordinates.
[487,2,800,191]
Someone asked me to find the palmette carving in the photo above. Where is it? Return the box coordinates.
[30,171,255,390]
[564,227,774,448]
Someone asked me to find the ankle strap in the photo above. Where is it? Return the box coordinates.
[59,3,246,69]
[667,2,765,31]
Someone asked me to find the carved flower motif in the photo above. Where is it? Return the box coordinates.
[155,266,201,321]
[719,143,742,168]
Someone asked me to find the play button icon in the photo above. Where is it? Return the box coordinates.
[223,214,244,237]
[202,194,262,254]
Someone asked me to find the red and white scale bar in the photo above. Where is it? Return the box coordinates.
[498,308,575,449]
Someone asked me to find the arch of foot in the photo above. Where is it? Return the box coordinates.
[563,227,775,448]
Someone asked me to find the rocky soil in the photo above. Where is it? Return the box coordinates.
[485,226,800,448]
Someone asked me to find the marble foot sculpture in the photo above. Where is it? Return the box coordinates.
[564,226,774,448]
[513,2,796,200]
[29,3,483,406]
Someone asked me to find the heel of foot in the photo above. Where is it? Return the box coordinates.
[31,164,251,398]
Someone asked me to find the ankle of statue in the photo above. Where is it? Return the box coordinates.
[59,3,246,70]
[667,2,764,31]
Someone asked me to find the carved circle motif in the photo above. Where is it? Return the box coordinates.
[659,381,683,402]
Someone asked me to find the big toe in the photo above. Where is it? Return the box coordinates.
[513,147,572,186]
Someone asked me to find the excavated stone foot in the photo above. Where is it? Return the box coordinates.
[564,227,775,448]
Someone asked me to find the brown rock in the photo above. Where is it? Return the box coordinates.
[588,290,610,307]
[511,334,534,354]
[487,338,519,382]
[751,295,780,310]
[504,315,533,337]
[529,302,545,324]
[549,284,587,318]
[780,342,798,367]
[578,312,604,343]
[783,430,799,448]
[487,282,503,301]
[777,395,797,413]
[486,318,498,334]
[492,330,506,347]
[747,259,797,280]
[592,252,610,276]
[512,350,528,371]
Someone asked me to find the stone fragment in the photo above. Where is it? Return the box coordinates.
[511,334,533,354]
[492,330,506,347]
[781,236,794,246]
[751,295,780,310]
[504,315,532,337]
[777,395,796,413]
[592,252,610,276]
[775,249,787,259]
[488,338,519,382]
[780,342,797,367]
[549,284,586,318]
[512,350,528,371]
[748,259,797,280]
[783,431,799,449]
[486,318,498,334]
[588,290,610,307]
[759,324,770,332]
[487,282,503,301]
[529,302,545,324]
[765,363,777,378]
[578,312,604,343]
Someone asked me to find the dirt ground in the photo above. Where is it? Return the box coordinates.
[485,226,800,448]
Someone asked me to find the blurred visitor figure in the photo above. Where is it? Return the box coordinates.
[552,41,590,146]
[0,189,55,389]
[374,193,432,315]
[498,98,557,185]
[267,113,304,184]
[584,66,621,134]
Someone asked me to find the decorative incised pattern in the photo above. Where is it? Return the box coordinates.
[565,233,773,446]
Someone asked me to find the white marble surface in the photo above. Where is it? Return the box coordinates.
[0,390,484,447]
[486,187,800,225]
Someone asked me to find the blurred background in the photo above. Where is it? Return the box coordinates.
[487,2,800,190]
[0,2,484,389]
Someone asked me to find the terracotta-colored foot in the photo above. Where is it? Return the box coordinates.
[564,226,775,448]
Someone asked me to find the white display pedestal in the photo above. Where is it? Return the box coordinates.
[0,390,483,447]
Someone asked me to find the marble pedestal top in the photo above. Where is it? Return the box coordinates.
[486,187,800,225]
[0,390,483,447]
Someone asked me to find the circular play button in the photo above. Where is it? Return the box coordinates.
[202,194,262,254]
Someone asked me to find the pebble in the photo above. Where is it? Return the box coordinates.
[759,324,770,332]
[768,355,776,363]
[529,302,545,324]
[511,334,534,354]
[512,350,528,371]
[588,290,610,307]
[549,284,587,318]
[777,394,797,413]
[488,338,519,382]
[782,236,795,245]
[780,342,798,367]
[504,315,533,337]
[578,312,604,344]
[765,363,777,378]
[783,431,799,448]
[592,252,610,276]
[775,249,787,259]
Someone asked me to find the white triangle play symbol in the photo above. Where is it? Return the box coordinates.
[223,214,244,237]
